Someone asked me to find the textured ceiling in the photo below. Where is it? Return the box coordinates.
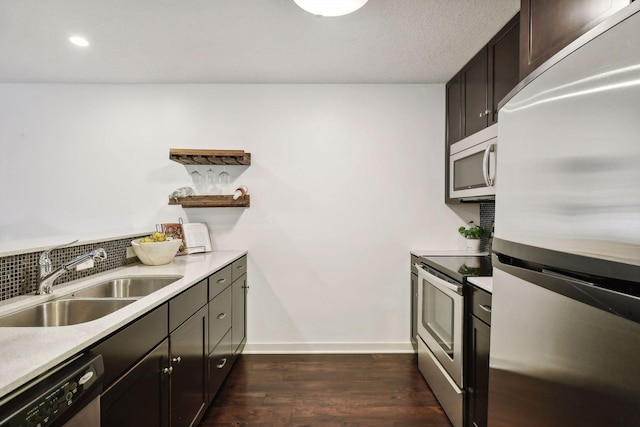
[0,0,520,84]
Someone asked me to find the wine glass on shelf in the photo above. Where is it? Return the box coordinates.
[217,167,231,195]
[205,167,216,194]
[191,166,203,193]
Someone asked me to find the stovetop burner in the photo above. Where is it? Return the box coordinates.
[418,255,492,282]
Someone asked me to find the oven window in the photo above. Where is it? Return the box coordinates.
[454,150,485,190]
[422,279,454,357]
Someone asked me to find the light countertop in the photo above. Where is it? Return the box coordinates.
[0,250,246,399]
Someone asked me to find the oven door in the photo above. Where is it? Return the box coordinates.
[415,263,464,387]
[449,124,497,201]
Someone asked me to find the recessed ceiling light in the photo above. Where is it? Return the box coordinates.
[293,0,368,17]
[69,36,90,47]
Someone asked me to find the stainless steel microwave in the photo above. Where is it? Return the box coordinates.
[449,124,497,201]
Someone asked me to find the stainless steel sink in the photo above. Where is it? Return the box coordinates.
[70,275,182,298]
[0,298,135,327]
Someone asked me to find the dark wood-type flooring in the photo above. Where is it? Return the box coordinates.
[199,353,452,427]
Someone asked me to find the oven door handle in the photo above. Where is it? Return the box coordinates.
[414,263,463,295]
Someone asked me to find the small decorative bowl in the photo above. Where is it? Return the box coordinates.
[131,238,183,266]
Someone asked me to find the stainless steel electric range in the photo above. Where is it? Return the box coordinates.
[414,254,492,427]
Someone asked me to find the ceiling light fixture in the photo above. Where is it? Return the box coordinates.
[69,36,90,47]
[293,0,368,17]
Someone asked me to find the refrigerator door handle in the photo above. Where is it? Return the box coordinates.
[482,143,496,186]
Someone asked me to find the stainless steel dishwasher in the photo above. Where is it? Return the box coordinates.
[0,353,104,426]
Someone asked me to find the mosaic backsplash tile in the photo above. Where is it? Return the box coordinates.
[0,235,146,301]
[480,202,495,253]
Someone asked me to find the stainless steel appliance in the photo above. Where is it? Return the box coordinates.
[0,353,104,426]
[489,5,640,426]
[415,255,492,427]
[449,124,497,201]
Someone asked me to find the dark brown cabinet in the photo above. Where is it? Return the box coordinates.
[231,256,248,355]
[94,304,170,427]
[446,13,520,146]
[207,272,233,404]
[462,47,490,137]
[468,315,490,427]
[467,286,492,427]
[91,257,247,427]
[207,255,247,404]
[208,329,233,400]
[520,0,630,80]
[446,74,463,145]
[102,339,170,427]
[170,305,208,427]
[488,14,520,122]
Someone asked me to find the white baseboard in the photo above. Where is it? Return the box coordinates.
[242,342,415,354]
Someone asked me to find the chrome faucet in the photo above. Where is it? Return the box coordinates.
[37,240,108,295]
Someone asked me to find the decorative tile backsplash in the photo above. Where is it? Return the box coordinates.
[0,235,146,301]
[479,202,495,253]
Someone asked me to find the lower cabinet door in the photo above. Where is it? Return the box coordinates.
[231,275,247,354]
[101,338,170,427]
[170,305,208,427]
[468,315,491,427]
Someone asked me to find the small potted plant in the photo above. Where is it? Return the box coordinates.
[458,221,486,253]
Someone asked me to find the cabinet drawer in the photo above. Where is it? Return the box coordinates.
[209,286,232,352]
[208,329,233,401]
[92,304,168,387]
[169,279,207,332]
[231,256,247,282]
[470,285,492,325]
[208,265,232,300]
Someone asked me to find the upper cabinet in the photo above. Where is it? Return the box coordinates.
[462,47,490,138]
[488,14,520,123]
[519,0,631,80]
[446,14,520,145]
[445,74,463,146]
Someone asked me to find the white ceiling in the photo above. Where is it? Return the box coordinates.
[0,0,520,84]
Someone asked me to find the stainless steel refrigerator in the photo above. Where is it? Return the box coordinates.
[489,5,640,426]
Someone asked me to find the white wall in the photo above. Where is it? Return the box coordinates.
[0,84,477,352]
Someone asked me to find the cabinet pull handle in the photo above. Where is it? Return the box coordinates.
[217,278,226,284]
[172,356,182,364]
[217,312,227,320]
[217,358,227,369]
[478,304,492,313]
[163,366,173,375]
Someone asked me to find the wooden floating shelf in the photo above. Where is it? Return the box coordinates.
[169,149,251,166]
[169,195,250,208]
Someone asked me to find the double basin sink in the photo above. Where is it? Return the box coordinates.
[0,276,182,328]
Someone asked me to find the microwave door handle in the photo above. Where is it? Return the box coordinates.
[414,263,463,295]
[482,143,496,186]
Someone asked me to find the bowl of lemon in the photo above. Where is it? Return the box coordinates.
[131,232,183,266]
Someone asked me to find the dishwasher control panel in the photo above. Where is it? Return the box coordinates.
[0,353,103,427]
